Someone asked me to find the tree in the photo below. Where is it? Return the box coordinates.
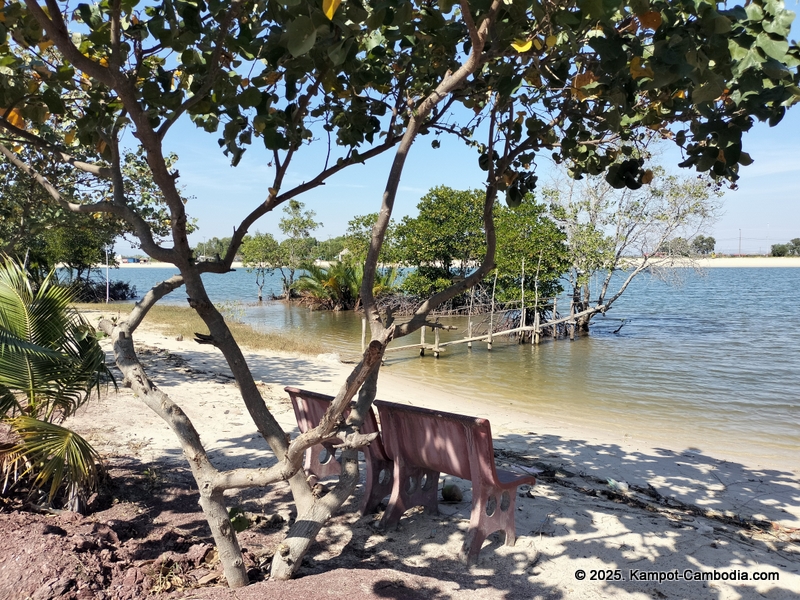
[239,232,280,302]
[0,150,65,268]
[494,199,570,305]
[393,187,567,303]
[772,238,800,256]
[0,257,111,510]
[1,147,187,274]
[771,243,789,256]
[548,167,719,330]
[394,187,487,297]
[692,235,716,255]
[314,236,347,261]
[1,0,799,587]
[194,236,232,261]
[344,213,396,264]
[40,212,118,282]
[276,200,320,296]
[659,237,692,256]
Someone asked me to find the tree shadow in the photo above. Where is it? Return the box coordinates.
[296,430,799,599]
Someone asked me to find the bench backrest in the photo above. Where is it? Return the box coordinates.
[285,387,389,461]
[374,400,498,484]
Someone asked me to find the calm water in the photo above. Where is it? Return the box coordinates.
[112,265,800,468]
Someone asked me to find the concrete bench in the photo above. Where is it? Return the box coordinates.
[285,387,393,515]
[374,400,537,564]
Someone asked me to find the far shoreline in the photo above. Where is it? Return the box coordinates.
[106,256,800,269]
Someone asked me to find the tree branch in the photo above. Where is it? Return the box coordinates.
[127,275,185,331]
[0,142,175,263]
[156,0,245,139]
[0,121,112,178]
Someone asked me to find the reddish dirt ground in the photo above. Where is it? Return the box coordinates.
[0,459,542,600]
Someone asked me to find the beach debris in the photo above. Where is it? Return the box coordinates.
[607,478,630,493]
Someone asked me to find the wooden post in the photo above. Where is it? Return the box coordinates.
[488,271,497,351]
[420,326,426,356]
[361,317,366,353]
[520,258,526,344]
[533,250,542,347]
[552,297,558,339]
[569,301,575,341]
[434,326,440,358]
[467,288,474,348]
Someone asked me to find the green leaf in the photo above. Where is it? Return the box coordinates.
[7,416,102,504]
[286,16,317,58]
[692,77,725,103]
[505,186,524,208]
[327,37,352,66]
[745,3,764,21]
[238,86,262,108]
[762,9,795,37]
[756,32,789,61]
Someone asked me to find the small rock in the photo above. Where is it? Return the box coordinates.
[697,524,714,536]
[123,567,146,587]
[185,543,214,566]
[70,535,95,552]
[32,577,73,600]
[441,484,463,502]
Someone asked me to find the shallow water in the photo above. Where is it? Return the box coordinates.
[111,266,800,468]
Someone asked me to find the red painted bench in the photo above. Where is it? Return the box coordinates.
[285,387,393,515]
[373,400,538,564]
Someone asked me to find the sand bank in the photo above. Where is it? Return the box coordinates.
[66,310,800,598]
[684,256,800,268]
[111,261,246,269]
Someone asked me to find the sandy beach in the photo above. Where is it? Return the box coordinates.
[50,307,800,599]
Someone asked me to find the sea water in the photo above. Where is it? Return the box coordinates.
[105,265,800,469]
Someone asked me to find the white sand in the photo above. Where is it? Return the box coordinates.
[67,311,800,598]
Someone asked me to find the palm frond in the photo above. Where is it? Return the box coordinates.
[0,386,24,417]
[0,257,110,507]
[0,329,67,360]
[0,258,114,419]
[6,416,102,504]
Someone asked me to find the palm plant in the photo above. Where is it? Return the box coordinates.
[0,256,112,509]
[294,261,399,310]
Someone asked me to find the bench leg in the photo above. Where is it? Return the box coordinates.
[379,462,439,529]
[461,485,520,564]
[303,442,342,483]
[359,456,394,515]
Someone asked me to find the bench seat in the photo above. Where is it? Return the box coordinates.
[285,387,393,515]
[374,400,537,564]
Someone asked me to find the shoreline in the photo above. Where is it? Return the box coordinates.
[64,309,800,597]
[76,307,800,528]
[105,256,800,269]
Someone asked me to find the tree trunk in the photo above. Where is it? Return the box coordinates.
[576,283,592,332]
[100,319,249,587]
[270,449,360,580]
[181,268,316,515]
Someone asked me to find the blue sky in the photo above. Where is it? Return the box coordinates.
[115,18,800,258]
[120,107,799,258]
